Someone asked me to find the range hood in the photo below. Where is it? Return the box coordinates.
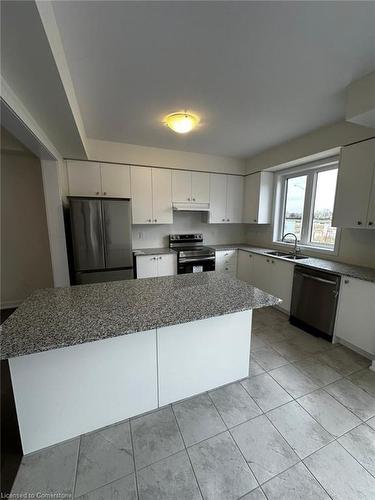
[172,202,210,212]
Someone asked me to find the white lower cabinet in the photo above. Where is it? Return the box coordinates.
[334,276,375,357]
[237,251,294,313]
[237,250,255,283]
[136,254,177,279]
[215,250,238,276]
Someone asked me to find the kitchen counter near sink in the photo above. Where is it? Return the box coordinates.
[2,272,279,455]
[211,244,375,283]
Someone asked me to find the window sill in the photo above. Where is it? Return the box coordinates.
[272,240,339,257]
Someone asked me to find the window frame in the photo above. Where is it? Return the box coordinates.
[274,158,340,254]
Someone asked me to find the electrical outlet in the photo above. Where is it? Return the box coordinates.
[138,232,144,240]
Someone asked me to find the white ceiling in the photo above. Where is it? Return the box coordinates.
[51,1,374,159]
[1,1,87,158]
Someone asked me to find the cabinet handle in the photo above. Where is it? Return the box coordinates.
[249,254,252,258]
[344,279,349,284]
[148,219,152,222]
[227,218,230,222]
[222,218,225,222]
[357,221,362,225]
[369,221,374,226]
[266,258,270,262]
[96,191,100,195]
[154,219,157,222]
[192,198,196,201]
[103,192,107,195]
[187,198,191,201]
[271,260,275,264]
[253,219,257,222]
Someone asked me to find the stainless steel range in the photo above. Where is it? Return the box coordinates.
[169,234,215,274]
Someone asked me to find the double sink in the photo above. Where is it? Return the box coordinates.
[266,251,308,260]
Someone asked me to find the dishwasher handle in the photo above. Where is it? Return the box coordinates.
[299,272,337,286]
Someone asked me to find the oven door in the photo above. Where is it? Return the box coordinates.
[178,256,215,274]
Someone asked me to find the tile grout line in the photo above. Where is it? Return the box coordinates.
[72,436,81,499]
[129,419,140,500]
[207,391,261,491]
[170,404,205,500]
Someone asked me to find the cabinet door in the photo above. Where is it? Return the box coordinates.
[332,139,375,228]
[366,164,375,228]
[136,256,158,278]
[215,251,227,272]
[100,164,131,198]
[237,251,254,282]
[252,254,271,292]
[152,168,173,224]
[209,174,228,223]
[172,170,191,202]
[67,161,101,196]
[130,167,153,224]
[157,254,177,277]
[222,250,238,276]
[226,176,244,223]
[192,172,210,203]
[243,173,260,223]
[269,259,294,312]
[334,277,375,355]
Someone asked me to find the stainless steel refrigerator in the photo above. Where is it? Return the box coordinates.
[68,197,133,284]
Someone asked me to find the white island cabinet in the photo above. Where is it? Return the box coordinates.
[334,276,375,365]
[2,273,279,454]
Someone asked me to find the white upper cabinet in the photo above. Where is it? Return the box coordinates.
[67,161,131,198]
[172,170,210,204]
[332,138,375,229]
[152,168,173,224]
[67,161,102,196]
[131,166,172,224]
[100,163,131,198]
[209,174,244,223]
[226,175,244,223]
[209,174,227,223]
[131,167,153,224]
[243,171,273,224]
[191,172,210,203]
[172,170,191,202]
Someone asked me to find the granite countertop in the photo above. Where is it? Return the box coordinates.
[0,272,279,360]
[211,244,375,283]
[133,247,176,256]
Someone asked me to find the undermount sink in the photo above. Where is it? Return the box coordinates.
[266,251,290,257]
[266,250,308,260]
[284,254,308,260]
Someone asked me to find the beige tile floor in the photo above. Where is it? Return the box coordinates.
[11,307,375,499]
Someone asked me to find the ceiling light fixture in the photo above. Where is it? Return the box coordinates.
[165,112,199,134]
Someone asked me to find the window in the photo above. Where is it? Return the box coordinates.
[276,160,339,251]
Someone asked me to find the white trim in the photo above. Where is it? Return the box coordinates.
[273,158,340,253]
[40,160,70,287]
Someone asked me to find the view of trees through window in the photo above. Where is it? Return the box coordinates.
[281,166,338,247]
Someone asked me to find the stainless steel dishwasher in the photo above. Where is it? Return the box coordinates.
[290,265,341,341]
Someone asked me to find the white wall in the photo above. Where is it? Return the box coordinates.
[133,212,246,249]
[246,121,374,174]
[87,138,246,175]
[1,128,54,307]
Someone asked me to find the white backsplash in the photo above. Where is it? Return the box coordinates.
[132,212,246,249]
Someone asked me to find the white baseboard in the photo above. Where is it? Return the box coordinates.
[1,300,22,310]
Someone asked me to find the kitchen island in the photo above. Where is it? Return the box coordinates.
[1,272,279,454]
